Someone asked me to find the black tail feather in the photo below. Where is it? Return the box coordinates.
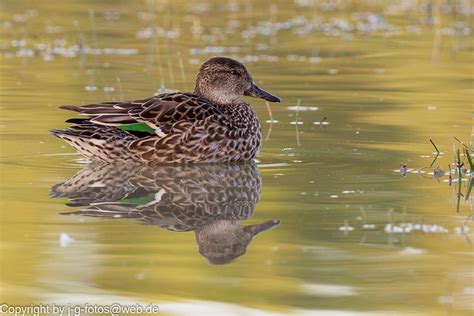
[66,118,91,124]
[59,105,81,112]
[49,129,65,138]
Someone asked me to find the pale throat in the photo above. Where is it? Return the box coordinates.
[195,85,240,105]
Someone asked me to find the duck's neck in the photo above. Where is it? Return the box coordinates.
[194,87,240,105]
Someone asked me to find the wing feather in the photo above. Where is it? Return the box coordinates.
[59,93,223,134]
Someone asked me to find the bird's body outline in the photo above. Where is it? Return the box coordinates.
[51,57,280,164]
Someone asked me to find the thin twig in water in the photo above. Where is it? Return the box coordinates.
[456,149,463,169]
[465,177,472,201]
[454,136,473,151]
[429,138,440,167]
[456,184,463,213]
[264,101,273,141]
[295,99,301,147]
[448,164,453,186]
[456,149,463,213]
[321,116,328,129]
[464,147,473,170]
[430,139,440,154]
[315,116,328,128]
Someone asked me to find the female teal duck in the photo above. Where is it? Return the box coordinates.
[51,57,280,164]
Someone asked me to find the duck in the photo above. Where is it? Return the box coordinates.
[52,163,280,265]
[51,57,281,164]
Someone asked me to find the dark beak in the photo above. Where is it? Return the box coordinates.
[244,82,281,103]
[244,219,280,238]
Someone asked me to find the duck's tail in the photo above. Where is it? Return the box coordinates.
[50,123,140,163]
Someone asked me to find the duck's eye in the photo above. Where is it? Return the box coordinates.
[231,70,239,76]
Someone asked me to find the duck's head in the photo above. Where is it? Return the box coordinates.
[194,57,281,105]
[195,219,280,265]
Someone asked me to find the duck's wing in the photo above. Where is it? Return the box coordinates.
[60,92,223,133]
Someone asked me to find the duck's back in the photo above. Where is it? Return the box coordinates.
[131,101,262,164]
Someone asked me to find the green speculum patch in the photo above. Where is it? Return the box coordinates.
[120,192,156,205]
[117,123,155,134]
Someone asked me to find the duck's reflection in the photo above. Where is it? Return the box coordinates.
[51,163,279,265]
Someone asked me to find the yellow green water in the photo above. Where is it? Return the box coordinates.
[0,0,473,315]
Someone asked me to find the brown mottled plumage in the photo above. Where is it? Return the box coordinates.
[51,57,281,164]
[52,163,280,265]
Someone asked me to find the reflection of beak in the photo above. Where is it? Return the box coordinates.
[244,82,281,103]
[244,219,280,237]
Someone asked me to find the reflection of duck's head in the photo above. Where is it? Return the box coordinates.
[196,219,280,265]
[52,162,280,265]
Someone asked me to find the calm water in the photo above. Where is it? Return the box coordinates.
[0,1,473,315]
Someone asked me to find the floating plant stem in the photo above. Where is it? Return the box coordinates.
[454,136,473,151]
[264,101,273,141]
[295,99,301,147]
[466,177,472,201]
[464,147,473,171]
[448,164,452,186]
[429,138,440,167]
[456,149,463,213]
[265,100,273,122]
[430,139,440,154]
[314,116,329,127]
[456,149,463,181]
[456,149,463,169]
[456,183,462,213]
